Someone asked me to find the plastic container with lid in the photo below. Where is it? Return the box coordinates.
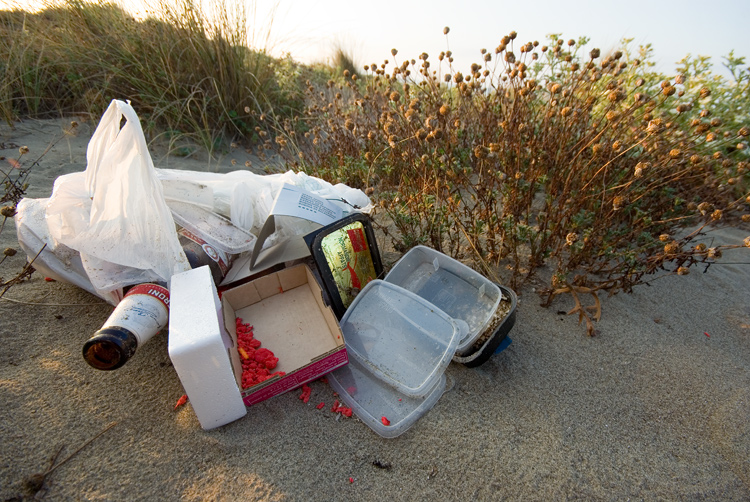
[384,245,501,356]
[168,200,257,256]
[339,279,460,398]
[328,356,447,438]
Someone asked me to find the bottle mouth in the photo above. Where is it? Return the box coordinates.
[83,328,138,371]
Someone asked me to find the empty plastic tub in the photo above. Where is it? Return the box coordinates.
[384,246,501,356]
[340,279,460,398]
[328,356,447,438]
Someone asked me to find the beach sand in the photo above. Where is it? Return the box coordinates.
[1,117,749,501]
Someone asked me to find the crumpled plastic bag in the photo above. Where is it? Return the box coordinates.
[156,168,373,249]
[45,100,190,291]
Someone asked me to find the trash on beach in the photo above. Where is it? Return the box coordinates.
[168,263,347,430]
[12,98,517,435]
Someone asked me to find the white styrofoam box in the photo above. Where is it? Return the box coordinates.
[168,265,247,429]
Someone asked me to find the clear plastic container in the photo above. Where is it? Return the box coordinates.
[169,200,257,255]
[340,280,460,397]
[328,355,447,438]
[384,246,501,356]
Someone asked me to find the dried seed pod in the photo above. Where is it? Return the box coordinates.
[663,241,680,254]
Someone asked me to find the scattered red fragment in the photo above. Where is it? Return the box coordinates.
[44,277,56,282]
[381,416,391,426]
[174,394,188,410]
[331,399,340,412]
[299,384,312,403]
[349,477,354,484]
[316,402,325,410]
[704,332,711,338]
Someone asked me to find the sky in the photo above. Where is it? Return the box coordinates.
[5,0,749,79]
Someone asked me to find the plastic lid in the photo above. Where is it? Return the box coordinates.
[328,355,447,438]
[383,245,501,356]
[340,280,460,397]
[169,201,257,255]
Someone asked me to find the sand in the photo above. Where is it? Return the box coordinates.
[1,117,749,501]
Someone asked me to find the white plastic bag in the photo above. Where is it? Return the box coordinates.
[46,100,190,290]
[15,198,123,305]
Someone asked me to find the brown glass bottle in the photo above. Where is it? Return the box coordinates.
[83,283,170,370]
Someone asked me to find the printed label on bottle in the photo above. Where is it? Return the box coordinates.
[101,284,170,345]
[178,228,231,275]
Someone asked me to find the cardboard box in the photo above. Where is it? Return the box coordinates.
[169,263,347,429]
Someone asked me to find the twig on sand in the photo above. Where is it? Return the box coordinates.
[24,422,118,496]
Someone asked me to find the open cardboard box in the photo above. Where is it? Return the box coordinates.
[169,263,347,430]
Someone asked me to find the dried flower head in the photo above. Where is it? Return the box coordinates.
[443,26,450,35]
[1,205,16,218]
[711,209,722,221]
[566,232,578,246]
[19,145,29,155]
[3,247,17,257]
[744,236,750,248]
[663,241,680,254]
[739,126,749,137]
[677,266,689,276]
[707,248,722,259]
[647,119,664,134]
[659,234,670,242]
[391,48,398,57]
[699,87,711,99]
[613,195,627,210]
[697,202,711,214]
[669,149,680,159]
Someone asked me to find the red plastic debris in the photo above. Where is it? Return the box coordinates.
[174,394,188,410]
[299,384,312,403]
[349,477,354,484]
[44,277,56,282]
[329,399,353,418]
[236,317,282,389]
[381,416,391,426]
[704,332,711,338]
[316,402,325,410]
